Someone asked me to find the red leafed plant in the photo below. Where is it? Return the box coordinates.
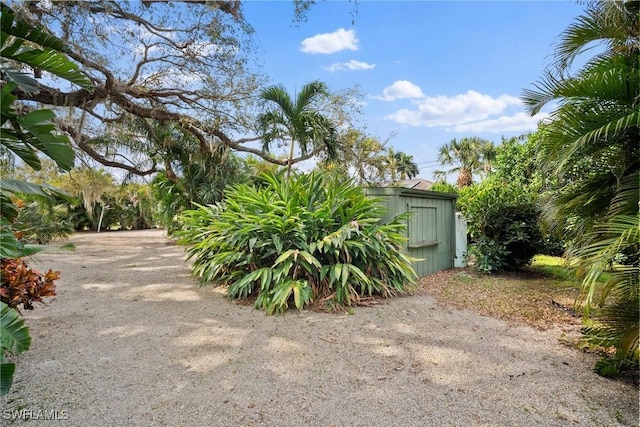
[0,259,58,311]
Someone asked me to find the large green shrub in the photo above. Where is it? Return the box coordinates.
[458,177,543,273]
[178,172,416,314]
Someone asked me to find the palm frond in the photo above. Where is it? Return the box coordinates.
[260,85,295,117]
[295,80,329,114]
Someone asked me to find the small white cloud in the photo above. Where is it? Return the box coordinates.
[384,90,522,126]
[372,80,424,101]
[300,28,358,54]
[325,59,376,72]
[451,112,549,133]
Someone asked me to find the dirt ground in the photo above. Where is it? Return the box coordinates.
[1,230,638,426]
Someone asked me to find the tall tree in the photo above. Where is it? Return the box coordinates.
[4,1,341,175]
[316,128,391,186]
[433,137,493,187]
[394,151,420,180]
[257,81,337,179]
[523,0,639,373]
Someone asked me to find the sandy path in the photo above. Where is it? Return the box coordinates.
[1,230,637,426]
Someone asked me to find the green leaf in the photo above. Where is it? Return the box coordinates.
[0,363,16,396]
[292,280,311,309]
[0,69,38,94]
[248,237,258,251]
[0,302,31,395]
[1,178,49,196]
[298,250,321,268]
[274,249,296,266]
[11,48,92,89]
[1,7,93,90]
[341,263,349,286]
[272,234,283,253]
[16,111,75,171]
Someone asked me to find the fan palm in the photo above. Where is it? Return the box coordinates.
[434,137,492,187]
[258,81,337,179]
[522,0,639,373]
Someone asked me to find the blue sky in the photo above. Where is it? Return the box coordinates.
[242,1,585,180]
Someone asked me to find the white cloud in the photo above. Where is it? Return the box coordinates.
[325,59,376,72]
[300,28,358,54]
[372,80,425,101]
[451,112,549,133]
[384,90,522,125]
[382,90,545,134]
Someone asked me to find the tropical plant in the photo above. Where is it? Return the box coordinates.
[1,258,58,311]
[317,128,394,186]
[258,81,338,178]
[457,177,543,274]
[0,301,31,395]
[98,183,156,231]
[147,129,252,234]
[1,4,92,256]
[522,0,639,374]
[429,181,459,195]
[434,137,494,187]
[393,151,420,181]
[11,197,75,244]
[0,4,90,394]
[178,171,416,314]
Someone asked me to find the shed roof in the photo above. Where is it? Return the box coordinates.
[394,179,434,190]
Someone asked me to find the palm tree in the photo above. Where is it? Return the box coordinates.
[479,140,497,176]
[434,137,492,187]
[258,81,337,179]
[522,1,639,373]
[394,151,420,180]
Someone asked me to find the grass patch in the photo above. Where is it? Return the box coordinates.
[530,255,577,282]
[529,255,611,283]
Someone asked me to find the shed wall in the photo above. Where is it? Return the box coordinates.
[364,187,457,277]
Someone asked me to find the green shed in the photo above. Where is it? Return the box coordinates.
[364,187,458,277]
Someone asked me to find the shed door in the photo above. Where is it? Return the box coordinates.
[406,197,454,277]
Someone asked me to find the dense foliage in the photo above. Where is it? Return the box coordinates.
[523,1,639,374]
[0,5,89,394]
[178,172,416,314]
[458,177,542,274]
[11,196,74,244]
[429,181,459,195]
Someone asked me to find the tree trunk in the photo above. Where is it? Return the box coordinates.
[456,168,473,188]
[286,139,296,180]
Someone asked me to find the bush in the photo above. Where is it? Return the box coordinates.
[458,177,543,273]
[178,172,416,314]
[0,258,58,311]
[429,181,459,194]
[12,198,74,244]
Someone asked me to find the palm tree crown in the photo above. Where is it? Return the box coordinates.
[434,137,494,187]
[394,151,420,180]
[258,81,337,178]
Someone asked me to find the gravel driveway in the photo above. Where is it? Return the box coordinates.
[2,230,637,426]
